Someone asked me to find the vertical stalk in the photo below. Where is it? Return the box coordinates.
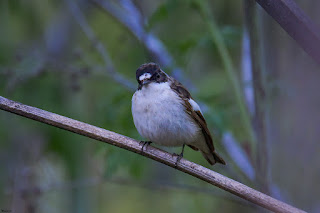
[244,0,270,193]
[194,0,256,149]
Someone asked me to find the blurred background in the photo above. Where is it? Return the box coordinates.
[0,0,319,212]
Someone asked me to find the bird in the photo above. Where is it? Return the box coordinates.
[131,62,226,166]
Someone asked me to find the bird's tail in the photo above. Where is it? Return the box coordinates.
[200,150,226,165]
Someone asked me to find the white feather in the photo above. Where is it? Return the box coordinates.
[139,73,152,81]
[132,82,203,147]
[189,99,202,113]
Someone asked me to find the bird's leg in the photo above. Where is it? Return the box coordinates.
[139,141,152,152]
[174,144,185,166]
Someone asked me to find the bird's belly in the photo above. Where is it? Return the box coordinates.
[132,91,200,147]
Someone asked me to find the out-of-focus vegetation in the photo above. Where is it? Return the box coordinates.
[0,0,319,212]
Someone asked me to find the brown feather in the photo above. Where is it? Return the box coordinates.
[187,145,199,151]
[169,77,226,165]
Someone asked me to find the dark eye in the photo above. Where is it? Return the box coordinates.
[156,74,161,79]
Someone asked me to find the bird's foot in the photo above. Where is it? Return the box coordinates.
[173,144,185,167]
[139,141,152,152]
[172,152,184,167]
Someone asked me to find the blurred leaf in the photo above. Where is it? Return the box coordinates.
[147,3,169,29]
[176,35,201,53]
[221,25,242,48]
[147,0,183,29]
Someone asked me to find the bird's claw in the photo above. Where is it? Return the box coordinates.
[173,152,184,167]
[140,141,152,152]
[173,144,185,166]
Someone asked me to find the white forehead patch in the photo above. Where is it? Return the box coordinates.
[139,73,152,81]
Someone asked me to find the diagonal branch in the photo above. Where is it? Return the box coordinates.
[91,0,173,67]
[91,0,191,86]
[255,0,320,65]
[66,0,136,91]
[0,96,305,213]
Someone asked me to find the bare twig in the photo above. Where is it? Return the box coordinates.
[0,96,306,213]
[66,0,136,91]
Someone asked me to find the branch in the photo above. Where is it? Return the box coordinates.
[255,0,320,65]
[0,96,305,213]
[66,0,136,91]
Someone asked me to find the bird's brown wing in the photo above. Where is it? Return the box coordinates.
[187,145,199,151]
[169,78,215,152]
[169,78,226,165]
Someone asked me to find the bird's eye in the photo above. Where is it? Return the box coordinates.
[156,74,160,79]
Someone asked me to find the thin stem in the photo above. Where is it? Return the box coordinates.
[194,0,256,147]
[244,0,270,193]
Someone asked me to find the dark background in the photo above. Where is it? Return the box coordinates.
[0,0,319,212]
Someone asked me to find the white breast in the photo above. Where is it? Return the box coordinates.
[131,82,201,147]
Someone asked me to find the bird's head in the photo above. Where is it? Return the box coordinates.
[136,63,168,89]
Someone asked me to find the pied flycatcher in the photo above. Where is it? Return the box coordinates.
[131,63,226,165]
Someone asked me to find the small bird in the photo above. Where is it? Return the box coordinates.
[131,63,226,165]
